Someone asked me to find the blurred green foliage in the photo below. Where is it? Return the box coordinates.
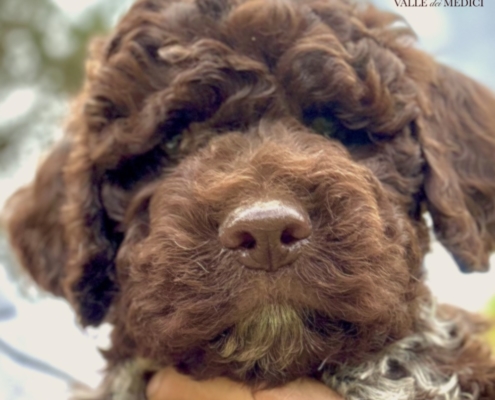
[484,296,495,348]
[0,0,131,151]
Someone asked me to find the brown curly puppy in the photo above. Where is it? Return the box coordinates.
[6,0,495,398]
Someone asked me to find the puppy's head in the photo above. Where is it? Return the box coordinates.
[6,0,495,385]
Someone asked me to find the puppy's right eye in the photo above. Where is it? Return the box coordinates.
[165,132,182,153]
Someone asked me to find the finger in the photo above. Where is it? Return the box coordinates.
[147,367,254,400]
[255,379,343,400]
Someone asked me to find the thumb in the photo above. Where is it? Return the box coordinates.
[146,367,253,400]
[255,378,343,400]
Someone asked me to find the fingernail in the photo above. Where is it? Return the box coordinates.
[146,371,163,398]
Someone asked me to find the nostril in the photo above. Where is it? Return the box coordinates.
[238,232,256,250]
[222,229,257,250]
[281,220,311,246]
[280,228,298,245]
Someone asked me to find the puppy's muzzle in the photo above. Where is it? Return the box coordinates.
[219,200,311,271]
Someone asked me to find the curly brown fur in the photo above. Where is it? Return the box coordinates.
[4,0,495,398]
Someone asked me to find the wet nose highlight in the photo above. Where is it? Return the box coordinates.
[219,200,311,271]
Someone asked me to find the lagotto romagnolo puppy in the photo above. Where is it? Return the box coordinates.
[5,0,495,399]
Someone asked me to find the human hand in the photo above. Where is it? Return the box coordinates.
[147,367,343,400]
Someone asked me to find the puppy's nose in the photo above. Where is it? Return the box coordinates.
[219,200,311,271]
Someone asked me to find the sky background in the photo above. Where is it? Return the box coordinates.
[0,0,494,399]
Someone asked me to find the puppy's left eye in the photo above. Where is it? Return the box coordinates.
[311,117,339,140]
[310,116,373,148]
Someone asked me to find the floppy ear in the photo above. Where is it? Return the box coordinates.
[5,137,120,326]
[5,141,70,296]
[419,65,495,272]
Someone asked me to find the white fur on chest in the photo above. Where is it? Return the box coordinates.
[324,305,476,400]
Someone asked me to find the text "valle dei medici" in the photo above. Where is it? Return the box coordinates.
[395,0,483,6]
